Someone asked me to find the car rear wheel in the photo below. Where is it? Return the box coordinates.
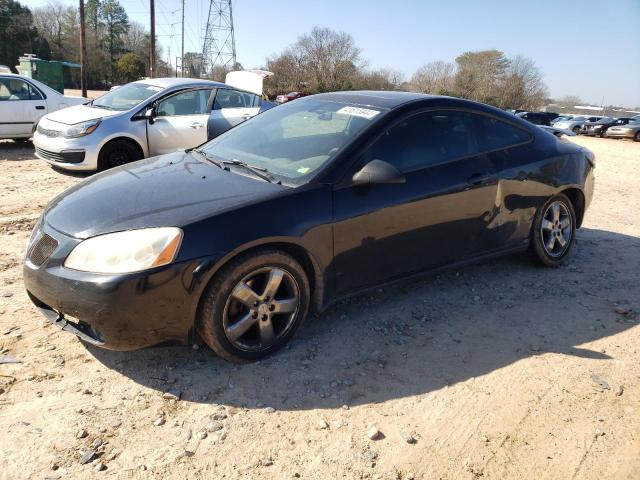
[572,126,581,135]
[197,249,310,363]
[530,194,576,267]
[635,132,640,142]
[98,140,142,171]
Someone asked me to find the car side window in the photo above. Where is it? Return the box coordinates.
[27,83,43,100]
[362,110,479,172]
[156,89,212,116]
[0,78,35,101]
[471,113,531,152]
[213,89,258,110]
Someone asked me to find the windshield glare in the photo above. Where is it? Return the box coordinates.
[93,83,162,111]
[201,98,386,184]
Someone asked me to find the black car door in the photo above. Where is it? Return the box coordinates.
[331,109,504,295]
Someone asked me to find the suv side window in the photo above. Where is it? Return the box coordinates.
[156,89,212,116]
[213,89,259,109]
[471,113,531,152]
[362,110,479,172]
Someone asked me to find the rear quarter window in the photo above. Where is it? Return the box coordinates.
[472,114,531,152]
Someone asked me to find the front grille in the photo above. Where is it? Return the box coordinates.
[35,147,85,164]
[28,234,58,267]
[37,124,62,137]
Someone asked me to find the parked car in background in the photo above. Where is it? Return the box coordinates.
[553,115,603,135]
[275,91,309,103]
[24,91,595,362]
[582,117,635,137]
[516,111,551,126]
[540,112,560,122]
[551,115,574,125]
[0,73,86,141]
[539,125,576,138]
[604,118,640,141]
[33,77,265,171]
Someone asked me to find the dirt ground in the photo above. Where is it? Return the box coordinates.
[0,136,638,480]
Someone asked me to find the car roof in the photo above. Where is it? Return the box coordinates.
[132,77,227,89]
[311,90,436,109]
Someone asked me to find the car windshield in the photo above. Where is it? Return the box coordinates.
[201,98,386,184]
[596,117,614,123]
[92,83,162,111]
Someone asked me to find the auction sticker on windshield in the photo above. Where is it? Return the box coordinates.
[336,106,381,120]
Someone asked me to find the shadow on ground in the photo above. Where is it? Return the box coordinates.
[87,227,639,410]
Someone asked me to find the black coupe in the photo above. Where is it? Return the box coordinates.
[24,91,595,362]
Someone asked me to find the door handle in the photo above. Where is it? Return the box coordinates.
[190,122,203,129]
[35,106,45,110]
[241,114,251,120]
[467,173,493,185]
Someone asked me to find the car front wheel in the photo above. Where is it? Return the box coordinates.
[197,249,310,363]
[98,140,142,170]
[530,194,577,267]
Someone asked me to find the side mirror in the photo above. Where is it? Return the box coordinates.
[352,159,406,186]
[144,107,155,124]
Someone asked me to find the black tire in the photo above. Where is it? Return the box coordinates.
[635,132,640,142]
[197,248,310,363]
[98,139,142,171]
[530,193,577,267]
[572,126,581,135]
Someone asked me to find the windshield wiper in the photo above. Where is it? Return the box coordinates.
[191,148,224,169]
[222,159,276,183]
[91,104,117,110]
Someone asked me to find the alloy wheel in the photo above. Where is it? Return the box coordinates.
[540,201,572,257]
[223,266,300,351]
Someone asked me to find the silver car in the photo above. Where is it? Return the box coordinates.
[605,119,640,141]
[33,77,263,171]
[553,115,603,135]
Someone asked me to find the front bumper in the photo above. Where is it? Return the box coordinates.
[33,130,100,171]
[23,222,210,350]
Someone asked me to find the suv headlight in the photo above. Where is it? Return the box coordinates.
[64,227,183,274]
[63,119,101,138]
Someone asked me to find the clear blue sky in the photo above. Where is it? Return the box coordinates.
[28,0,640,106]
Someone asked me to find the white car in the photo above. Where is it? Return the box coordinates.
[33,74,267,171]
[0,73,86,141]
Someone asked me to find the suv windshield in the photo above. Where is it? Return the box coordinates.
[92,83,162,111]
[201,98,386,184]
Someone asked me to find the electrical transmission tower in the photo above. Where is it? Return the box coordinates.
[202,0,236,76]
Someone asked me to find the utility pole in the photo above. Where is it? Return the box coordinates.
[181,0,185,77]
[78,0,87,97]
[150,0,156,78]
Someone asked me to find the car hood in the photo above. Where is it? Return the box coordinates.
[44,151,287,239]
[44,103,123,125]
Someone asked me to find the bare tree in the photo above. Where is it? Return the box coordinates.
[497,55,547,110]
[295,26,362,92]
[410,61,455,94]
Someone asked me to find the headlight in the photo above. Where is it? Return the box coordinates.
[64,227,183,274]
[62,119,101,138]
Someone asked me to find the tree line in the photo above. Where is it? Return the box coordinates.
[0,0,170,88]
[2,1,549,110]
[265,27,548,110]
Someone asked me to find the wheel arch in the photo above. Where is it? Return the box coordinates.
[559,187,586,228]
[194,238,325,320]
